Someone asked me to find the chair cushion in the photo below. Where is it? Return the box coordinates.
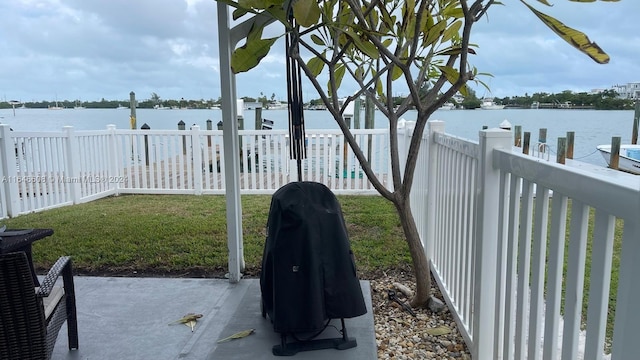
[35,285,65,319]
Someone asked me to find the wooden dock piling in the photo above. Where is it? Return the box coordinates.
[609,136,621,170]
[141,123,150,165]
[514,125,522,147]
[557,137,566,164]
[566,131,575,159]
[178,121,186,154]
[523,132,530,155]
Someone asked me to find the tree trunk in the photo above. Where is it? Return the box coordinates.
[393,198,431,308]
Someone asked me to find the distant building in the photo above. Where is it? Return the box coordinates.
[612,82,640,100]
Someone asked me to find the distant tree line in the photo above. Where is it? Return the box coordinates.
[490,89,632,110]
[2,89,633,110]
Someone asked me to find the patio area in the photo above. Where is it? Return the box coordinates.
[50,276,376,360]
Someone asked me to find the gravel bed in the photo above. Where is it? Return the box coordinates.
[368,270,471,359]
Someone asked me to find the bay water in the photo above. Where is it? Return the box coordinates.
[1,107,635,167]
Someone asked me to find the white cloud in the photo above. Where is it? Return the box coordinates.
[0,0,637,103]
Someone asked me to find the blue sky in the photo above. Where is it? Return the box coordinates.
[1,0,637,103]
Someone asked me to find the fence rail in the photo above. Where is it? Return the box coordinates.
[1,121,638,359]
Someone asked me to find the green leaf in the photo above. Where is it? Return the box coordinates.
[522,1,610,64]
[307,55,325,77]
[442,20,462,43]
[293,0,321,27]
[458,84,469,97]
[425,326,452,336]
[343,29,379,59]
[232,8,250,20]
[231,24,278,73]
[334,64,346,89]
[310,34,325,46]
[423,20,447,47]
[437,65,460,85]
[442,5,465,18]
[390,64,403,81]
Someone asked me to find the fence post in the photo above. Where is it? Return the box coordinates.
[0,124,20,217]
[612,221,640,360]
[473,128,512,360]
[425,120,444,261]
[64,126,82,204]
[191,125,203,195]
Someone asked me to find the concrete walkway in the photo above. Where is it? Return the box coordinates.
[50,276,376,360]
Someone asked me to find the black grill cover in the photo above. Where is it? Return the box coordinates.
[260,181,367,334]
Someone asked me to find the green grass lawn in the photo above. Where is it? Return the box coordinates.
[1,194,411,278]
[2,194,623,345]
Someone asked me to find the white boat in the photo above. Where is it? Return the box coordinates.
[49,95,64,110]
[480,99,505,110]
[266,100,288,110]
[116,104,128,109]
[438,102,455,110]
[48,101,64,110]
[596,144,640,175]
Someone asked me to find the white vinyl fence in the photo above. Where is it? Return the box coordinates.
[0,124,391,217]
[410,120,639,360]
[1,120,638,359]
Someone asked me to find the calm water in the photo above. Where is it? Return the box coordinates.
[0,107,635,166]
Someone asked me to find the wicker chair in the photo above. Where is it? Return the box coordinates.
[0,252,78,360]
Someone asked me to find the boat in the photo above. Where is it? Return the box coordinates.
[596,144,640,175]
[438,102,455,110]
[480,99,505,110]
[266,100,288,110]
[116,104,128,109]
[48,95,64,110]
[48,101,64,110]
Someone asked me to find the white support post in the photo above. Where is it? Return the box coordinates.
[0,124,20,217]
[473,128,512,359]
[218,2,244,282]
[425,120,444,263]
[191,126,203,195]
[64,126,82,204]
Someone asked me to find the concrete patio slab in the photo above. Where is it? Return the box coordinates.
[50,276,376,360]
